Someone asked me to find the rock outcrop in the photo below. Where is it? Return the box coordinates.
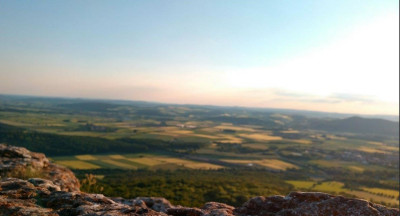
[0,144,398,216]
[0,144,80,192]
[0,177,165,216]
[235,192,399,216]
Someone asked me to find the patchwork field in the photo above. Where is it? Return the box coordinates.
[310,160,365,172]
[361,187,399,198]
[286,180,314,190]
[0,97,398,208]
[56,160,100,169]
[286,180,399,206]
[222,159,298,171]
[238,133,283,142]
[53,154,223,170]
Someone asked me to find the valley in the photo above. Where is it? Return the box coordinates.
[0,95,398,207]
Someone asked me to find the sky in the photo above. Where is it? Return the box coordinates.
[0,1,398,115]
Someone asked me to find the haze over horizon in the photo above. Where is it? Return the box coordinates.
[1,1,399,115]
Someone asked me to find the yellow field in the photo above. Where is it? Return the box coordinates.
[127,157,165,166]
[156,157,222,169]
[56,153,224,170]
[291,139,312,144]
[256,159,298,170]
[181,162,223,169]
[75,154,97,160]
[362,187,399,198]
[242,143,269,150]
[109,154,126,159]
[197,128,219,133]
[168,130,194,134]
[367,141,383,146]
[380,146,399,152]
[287,180,399,206]
[239,133,282,142]
[325,135,347,140]
[215,125,255,132]
[347,190,399,206]
[286,180,315,189]
[57,160,100,169]
[312,181,347,193]
[222,159,297,171]
[128,156,223,170]
[310,160,365,172]
[313,181,347,193]
[150,129,195,137]
[280,130,299,133]
[192,134,219,139]
[358,146,386,154]
[57,131,106,137]
[102,159,137,169]
[218,134,243,143]
[347,165,364,172]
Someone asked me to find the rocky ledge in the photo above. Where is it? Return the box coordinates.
[0,144,79,192]
[0,144,398,216]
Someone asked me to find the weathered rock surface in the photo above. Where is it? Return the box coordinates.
[0,177,166,216]
[234,192,399,216]
[0,144,398,216]
[167,202,235,216]
[0,144,80,192]
[112,197,174,213]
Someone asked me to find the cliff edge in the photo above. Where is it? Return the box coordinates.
[0,144,398,216]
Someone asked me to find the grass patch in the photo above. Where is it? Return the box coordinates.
[214,125,255,132]
[312,181,347,193]
[102,159,137,169]
[222,159,298,171]
[128,157,164,166]
[239,133,282,142]
[358,146,386,154]
[75,154,97,160]
[57,160,100,169]
[109,154,126,159]
[347,190,399,206]
[286,180,316,189]
[361,187,399,198]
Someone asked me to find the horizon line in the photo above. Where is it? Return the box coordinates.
[1,93,399,120]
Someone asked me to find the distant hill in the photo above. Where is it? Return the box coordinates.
[305,116,399,137]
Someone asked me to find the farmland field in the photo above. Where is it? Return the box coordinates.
[0,95,398,207]
[221,159,298,171]
[286,180,399,206]
[56,160,100,169]
[52,154,223,170]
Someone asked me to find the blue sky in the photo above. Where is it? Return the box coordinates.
[0,1,398,115]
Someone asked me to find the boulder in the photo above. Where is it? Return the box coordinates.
[0,178,166,216]
[234,192,399,216]
[0,144,80,192]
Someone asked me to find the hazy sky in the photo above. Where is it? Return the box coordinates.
[0,1,398,115]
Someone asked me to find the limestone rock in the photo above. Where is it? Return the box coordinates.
[0,178,166,216]
[0,144,80,192]
[0,177,58,216]
[234,192,399,216]
[167,202,235,216]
